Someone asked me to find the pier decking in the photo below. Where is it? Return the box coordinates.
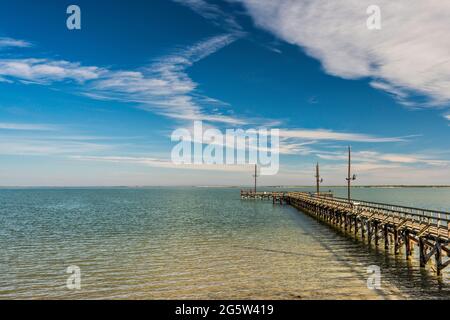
[240,191,450,275]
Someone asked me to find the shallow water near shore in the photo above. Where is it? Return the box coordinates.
[0,187,449,299]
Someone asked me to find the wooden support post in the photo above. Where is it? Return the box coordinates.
[361,219,365,239]
[404,231,412,259]
[419,237,426,267]
[435,242,443,275]
[394,228,399,255]
[354,216,358,236]
[384,225,389,250]
[368,220,372,245]
[374,222,379,246]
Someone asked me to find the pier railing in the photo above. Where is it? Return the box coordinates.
[288,192,450,239]
[314,193,450,227]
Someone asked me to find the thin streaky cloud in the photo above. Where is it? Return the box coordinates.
[71,155,253,172]
[278,128,407,143]
[0,37,32,49]
[317,150,449,167]
[173,0,243,32]
[0,122,58,131]
[0,137,111,156]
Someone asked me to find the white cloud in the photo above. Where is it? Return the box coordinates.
[237,0,450,106]
[0,37,31,49]
[0,123,57,131]
[0,59,102,84]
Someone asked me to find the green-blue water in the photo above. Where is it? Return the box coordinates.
[0,187,449,299]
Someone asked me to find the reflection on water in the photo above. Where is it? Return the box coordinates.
[0,187,449,299]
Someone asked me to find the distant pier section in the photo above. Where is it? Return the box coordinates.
[240,190,286,203]
[240,190,332,203]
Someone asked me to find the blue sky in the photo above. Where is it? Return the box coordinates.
[0,0,449,186]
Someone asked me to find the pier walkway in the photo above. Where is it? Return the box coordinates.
[240,190,450,275]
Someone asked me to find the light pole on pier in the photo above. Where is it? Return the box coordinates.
[252,164,259,193]
[315,162,323,195]
[346,146,357,202]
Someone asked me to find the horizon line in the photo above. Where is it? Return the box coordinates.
[1,185,450,189]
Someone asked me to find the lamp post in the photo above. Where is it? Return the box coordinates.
[315,162,323,195]
[252,164,259,193]
[346,146,357,202]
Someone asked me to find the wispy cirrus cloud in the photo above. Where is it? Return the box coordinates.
[0,136,111,156]
[273,128,412,157]
[173,0,243,32]
[0,37,32,49]
[90,34,247,124]
[278,128,408,143]
[0,34,248,125]
[0,122,58,131]
[317,150,449,167]
[237,0,450,107]
[71,155,253,172]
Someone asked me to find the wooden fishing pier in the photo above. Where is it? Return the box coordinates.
[242,147,449,275]
[240,190,450,275]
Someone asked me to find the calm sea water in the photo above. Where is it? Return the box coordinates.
[0,187,449,300]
